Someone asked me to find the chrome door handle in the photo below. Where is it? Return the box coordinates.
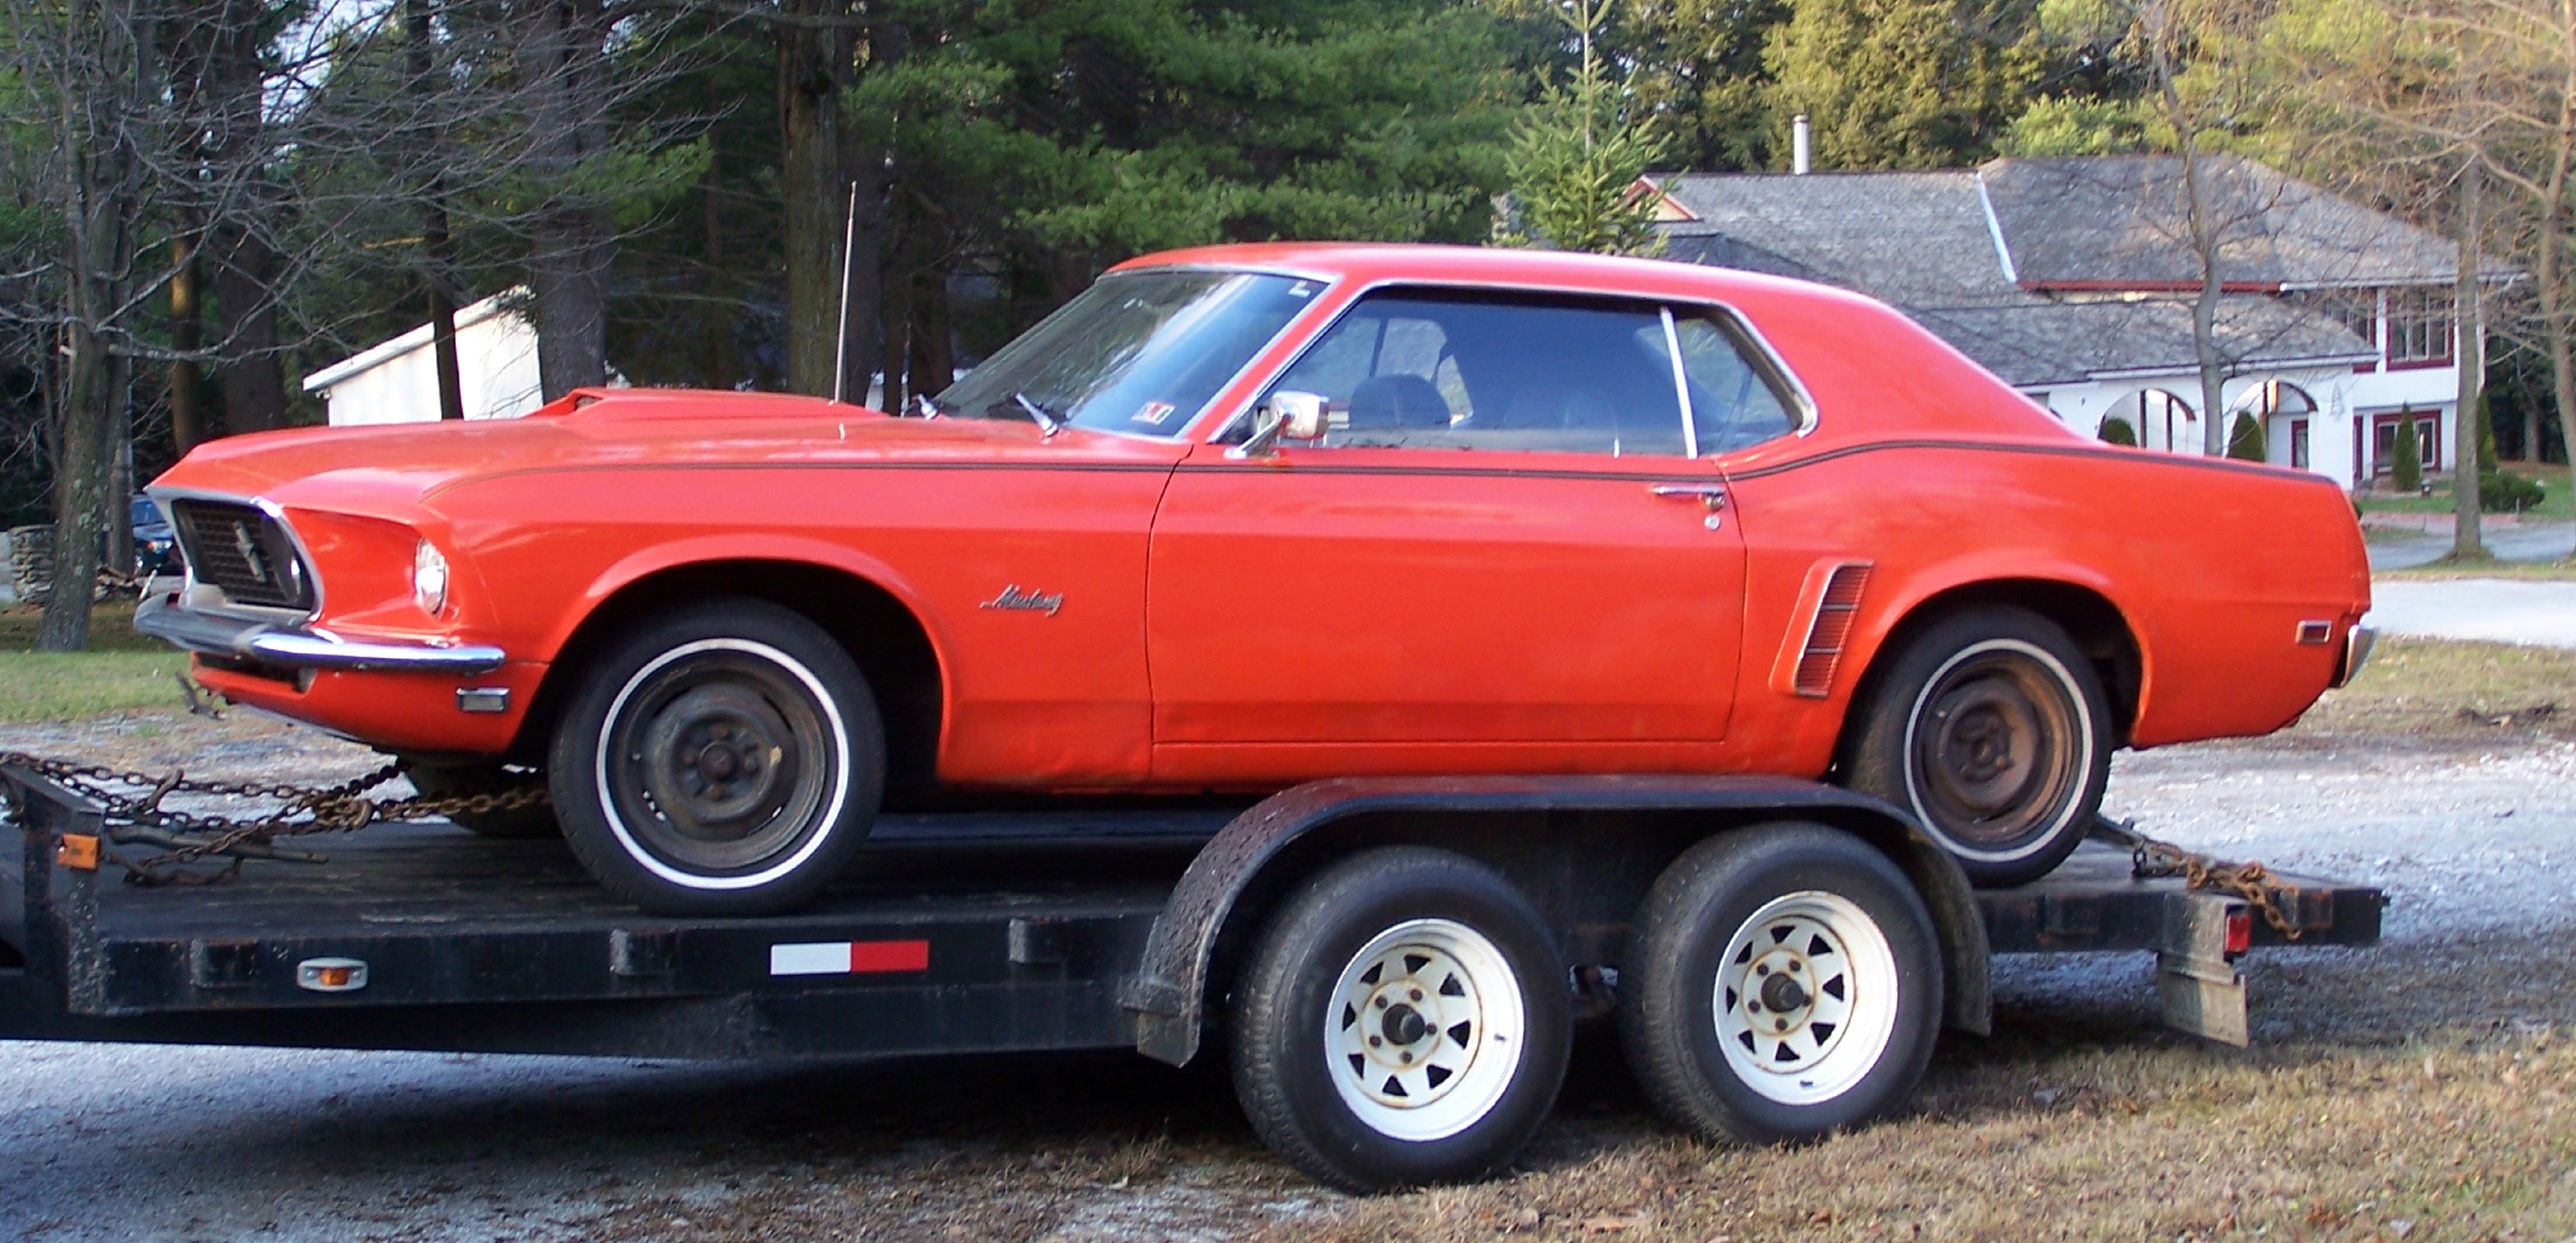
[1650,483,1727,506]
[1650,482,1728,529]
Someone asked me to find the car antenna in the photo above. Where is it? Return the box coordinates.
[832,177,858,406]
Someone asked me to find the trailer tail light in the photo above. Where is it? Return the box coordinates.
[297,957,369,992]
[1791,562,1873,697]
[2224,909,2251,958]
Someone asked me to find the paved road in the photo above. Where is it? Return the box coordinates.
[2368,520,2573,569]
[2367,578,2576,648]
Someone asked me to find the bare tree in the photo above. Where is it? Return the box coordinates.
[3,0,155,650]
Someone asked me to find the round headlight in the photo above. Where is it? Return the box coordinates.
[413,539,450,615]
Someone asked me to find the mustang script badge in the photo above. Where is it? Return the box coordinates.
[978,585,1064,617]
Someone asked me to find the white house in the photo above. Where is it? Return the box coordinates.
[1641,156,2494,486]
[302,290,547,427]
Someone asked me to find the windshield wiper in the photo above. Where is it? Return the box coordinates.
[1010,391,1064,438]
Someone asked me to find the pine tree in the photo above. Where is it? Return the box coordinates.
[2390,407,2423,493]
[2227,410,2266,461]
[1495,0,1669,255]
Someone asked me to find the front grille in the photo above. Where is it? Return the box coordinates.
[169,499,313,611]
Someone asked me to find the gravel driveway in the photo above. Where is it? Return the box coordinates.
[3,718,2572,1242]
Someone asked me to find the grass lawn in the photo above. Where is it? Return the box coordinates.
[2378,556,2576,581]
[2297,635,2576,739]
[2355,460,2572,519]
[0,602,190,722]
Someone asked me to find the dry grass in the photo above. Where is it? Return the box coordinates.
[2377,558,2576,582]
[1269,1027,2575,1243]
[2293,637,2576,742]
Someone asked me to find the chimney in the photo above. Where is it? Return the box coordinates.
[1793,115,1812,175]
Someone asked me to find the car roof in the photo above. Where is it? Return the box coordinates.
[1107,242,1872,311]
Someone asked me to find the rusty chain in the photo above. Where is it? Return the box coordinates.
[0,751,548,885]
[2092,818,2302,939]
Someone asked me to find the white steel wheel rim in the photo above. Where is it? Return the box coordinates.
[1325,917,1525,1142]
[1714,891,1900,1106]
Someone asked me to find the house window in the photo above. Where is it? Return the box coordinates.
[2290,418,2310,469]
[2302,289,2377,346]
[2386,288,2454,365]
[2372,412,2441,474]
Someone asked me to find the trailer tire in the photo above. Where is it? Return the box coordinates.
[549,599,884,917]
[1847,606,2110,887]
[1230,847,1570,1192]
[399,760,557,839]
[1619,824,1940,1145]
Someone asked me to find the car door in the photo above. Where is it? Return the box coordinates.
[1145,287,1751,779]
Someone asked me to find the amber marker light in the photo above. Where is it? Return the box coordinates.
[296,958,370,992]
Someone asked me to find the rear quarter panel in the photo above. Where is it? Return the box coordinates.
[1728,443,2366,767]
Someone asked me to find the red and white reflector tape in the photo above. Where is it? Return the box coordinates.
[769,939,931,976]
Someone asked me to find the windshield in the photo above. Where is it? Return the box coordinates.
[936,269,1319,435]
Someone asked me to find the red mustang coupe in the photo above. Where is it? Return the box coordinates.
[139,243,2373,915]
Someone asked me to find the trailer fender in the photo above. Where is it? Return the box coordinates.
[1120,775,1991,1067]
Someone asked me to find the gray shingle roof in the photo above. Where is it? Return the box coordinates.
[1646,156,2461,386]
[1978,155,2460,289]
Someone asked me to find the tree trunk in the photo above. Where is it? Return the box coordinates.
[209,219,287,433]
[408,0,465,419]
[520,0,613,400]
[169,227,205,452]
[879,251,913,414]
[40,323,113,652]
[778,0,848,397]
[2147,2,2229,452]
[203,0,284,434]
[2454,158,2485,560]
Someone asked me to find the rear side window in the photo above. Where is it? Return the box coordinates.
[1251,289,1690,457]
[1673,310,1799,453]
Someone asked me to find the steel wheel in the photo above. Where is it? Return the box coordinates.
[1847,608,2113,887]
[1904,639,2088,859]
[1326,918,1527,1143]
[1712,891,1901,1106]
[1618,824,1941,1145]
[1230,847,1570,1191]
[600,638,845,880]
[551,599,883,917]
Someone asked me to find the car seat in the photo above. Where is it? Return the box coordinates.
[1346,373,1452,431]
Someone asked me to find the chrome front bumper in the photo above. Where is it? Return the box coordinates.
[134,589,507,675]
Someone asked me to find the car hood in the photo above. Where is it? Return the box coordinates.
[151,389,1186,522]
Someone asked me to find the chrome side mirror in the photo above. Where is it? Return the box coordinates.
[1228,391,1329,460]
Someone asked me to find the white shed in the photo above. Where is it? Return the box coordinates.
[302,290,546,427]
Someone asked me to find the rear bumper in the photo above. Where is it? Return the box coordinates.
[2334,624,2378,689]
[134,588,507,675]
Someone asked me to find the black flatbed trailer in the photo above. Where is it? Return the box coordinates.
[0,764,2380,1061]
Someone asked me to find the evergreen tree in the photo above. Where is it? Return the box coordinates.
[2099,414,2138,445]
[2227,410,2266,460]
[1495,0,1668,254]
[2390,407,2423,492]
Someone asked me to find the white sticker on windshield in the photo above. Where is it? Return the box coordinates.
[1289,281,1315,297]
[1132,400,1178,426]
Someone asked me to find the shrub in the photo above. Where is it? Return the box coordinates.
[2227,410,2266,461]
[2390,408,2423,492]
[2482,469,2547,513]
[2099,415,2138,446]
